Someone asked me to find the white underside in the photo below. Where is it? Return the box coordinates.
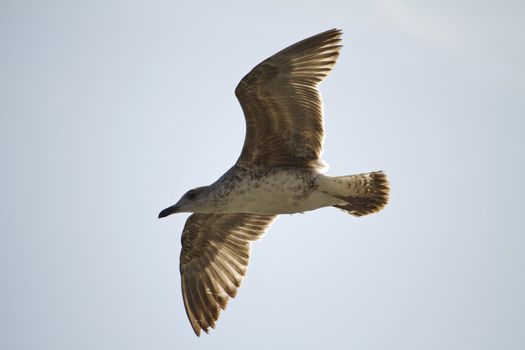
[216,171,344,215]
[229,190,338,215]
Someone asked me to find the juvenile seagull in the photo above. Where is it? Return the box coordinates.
[159,28,389,336]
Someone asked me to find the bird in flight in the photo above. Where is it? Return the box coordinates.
[159,28,389,336]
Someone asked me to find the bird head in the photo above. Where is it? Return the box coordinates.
[158,186,209,218]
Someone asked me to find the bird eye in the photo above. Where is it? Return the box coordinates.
[186,191,196,200]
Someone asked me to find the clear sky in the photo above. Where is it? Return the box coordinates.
[2,1,524,349]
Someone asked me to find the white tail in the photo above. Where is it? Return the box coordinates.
[319,171,389,216]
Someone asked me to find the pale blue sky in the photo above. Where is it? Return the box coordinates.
[2,1,524,349]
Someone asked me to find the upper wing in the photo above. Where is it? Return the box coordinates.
[234,28,342,169]
[179,213,276,336]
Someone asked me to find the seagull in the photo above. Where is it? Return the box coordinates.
[159,28,389,336]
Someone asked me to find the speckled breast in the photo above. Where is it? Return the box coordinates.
[210,166,327,215]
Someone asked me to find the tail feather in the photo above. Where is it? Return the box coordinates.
[330,171,389,217]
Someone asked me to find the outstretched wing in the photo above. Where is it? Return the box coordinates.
[179,213,276,336]
[235,28,342,169]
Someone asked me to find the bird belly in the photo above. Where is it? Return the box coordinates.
[217,170,335,215]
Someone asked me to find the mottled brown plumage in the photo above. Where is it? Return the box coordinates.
[179,214,275,335]
[159,28,389,337]
[235,28,342,169]
[332,172,390,216]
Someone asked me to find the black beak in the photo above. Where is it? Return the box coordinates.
[158,205,179,218]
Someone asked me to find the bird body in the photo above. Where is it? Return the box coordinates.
[160,166,388,216]
[205,166,325,215]
[158,28,390,335]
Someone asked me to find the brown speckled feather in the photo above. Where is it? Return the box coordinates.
[179,213,276,336]
[235,28,342,169]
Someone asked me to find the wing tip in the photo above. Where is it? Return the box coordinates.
[316,28,343,41]
[235,28,344,98]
